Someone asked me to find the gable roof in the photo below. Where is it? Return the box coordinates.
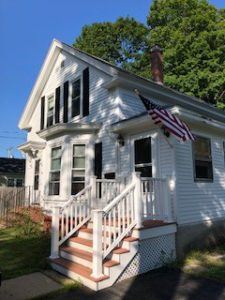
[0,158,25,174]
[19,39,225,130]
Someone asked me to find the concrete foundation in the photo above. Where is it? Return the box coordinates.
[176,218,225,258]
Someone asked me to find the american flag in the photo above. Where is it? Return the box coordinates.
[137,92,195,142]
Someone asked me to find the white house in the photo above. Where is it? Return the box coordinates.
[18,39,225,290]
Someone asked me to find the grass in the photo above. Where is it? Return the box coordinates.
[175,245,225,283]
[0,227,50,280]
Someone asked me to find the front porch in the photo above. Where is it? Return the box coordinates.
[49,172,176,290]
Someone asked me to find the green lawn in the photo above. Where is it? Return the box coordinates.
[177,245,225,283]
[0,227,50,280]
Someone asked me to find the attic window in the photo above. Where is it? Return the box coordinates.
[60,60,65,69]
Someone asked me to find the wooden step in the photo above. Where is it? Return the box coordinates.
[51,257,109,282]
[61,245,120,268]
[69,236,93,247]
[112,247,130,254]
[61,246,92,261]
[123,237,139,242]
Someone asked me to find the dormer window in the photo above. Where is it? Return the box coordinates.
[71,79,81,118]
[47,95,54,127]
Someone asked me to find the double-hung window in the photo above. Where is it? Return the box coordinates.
[71,145,85,195]
[34,159,40,190]
[71,79,81,118]
[193,136,213,181]
[47,95,54,127]
[134,137,152,177]
[49,147,61,195]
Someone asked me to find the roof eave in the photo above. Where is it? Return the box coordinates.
[103,74,225,125]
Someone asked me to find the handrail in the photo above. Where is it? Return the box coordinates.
[60,185,92,209]
[103,182,135,213]
[91,173,141,278]
[50,185,93,257]
[95,178,122,207]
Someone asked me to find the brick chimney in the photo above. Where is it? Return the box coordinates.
[150,45,163,85]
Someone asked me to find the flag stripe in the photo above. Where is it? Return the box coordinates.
[138,93,195,142]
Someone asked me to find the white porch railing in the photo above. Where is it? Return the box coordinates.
[141,177,172,222]
[50,172,173,276]
[91,172,142,278]
[50,185,92,258]
[96,178,122,208]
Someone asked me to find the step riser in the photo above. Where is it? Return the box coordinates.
[78,231,114,244]
[68,240,93,253]
[50,262,98,291]
[60,250,93,268]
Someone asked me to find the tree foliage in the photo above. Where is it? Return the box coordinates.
[74,17,149,75]
[148,0,225,106]
[74,1,225,107]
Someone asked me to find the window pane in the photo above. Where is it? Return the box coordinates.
[49,182,60,195]
[72,98,80,117]
[73,145,85,156]
[16,179,23,187]
[135,138,151,164]
[48,96,54,109]
[51,158,61,170]
[35,160,40,174]
[195,160,213,180]
[34,175,39,190]
[47,115,53,127]
[194,137,211,160]
[71,182,84,195]
[52,147,61,159]
[50,171,60,181]
[193,136,213,180]
[135,166,152,178]
[72,170,85,178]
[72,80,80,99]
[73,157,85,169]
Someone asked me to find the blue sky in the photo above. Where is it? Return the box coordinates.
[0,0,223,158]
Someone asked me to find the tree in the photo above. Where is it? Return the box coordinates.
[147,0,225,106]
[74,2,225,107]
[73,17,149,76]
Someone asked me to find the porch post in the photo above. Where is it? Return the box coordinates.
[164,177,173,222]
[133,172,143,229]
[49,206,60,259]
[90,175,97,209]
[91,209,103,278]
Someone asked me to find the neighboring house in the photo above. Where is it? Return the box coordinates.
[18,39,225,290]
[0,157,25,187]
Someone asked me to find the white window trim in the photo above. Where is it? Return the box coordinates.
[71,144,86,195]
[130,130,159,178]
[45,93,55,128]
[192,135,214,182]
[48,145,62,197]
[69,75,83,122]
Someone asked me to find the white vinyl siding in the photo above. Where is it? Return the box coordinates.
[176,136,225,225]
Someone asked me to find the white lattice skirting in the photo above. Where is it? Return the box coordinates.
[118,233,176,282]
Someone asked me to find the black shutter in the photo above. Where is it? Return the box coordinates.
[55,86,60,124]
[40,96,45,130]
[83,68,89,117]
[94,142,102,179]
[63,81,69,123]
